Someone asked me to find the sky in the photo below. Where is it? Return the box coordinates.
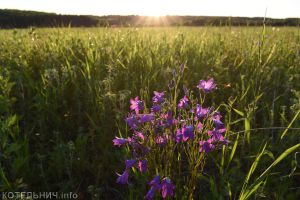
[0,0,299,18]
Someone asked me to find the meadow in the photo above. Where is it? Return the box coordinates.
[0,26,300,199]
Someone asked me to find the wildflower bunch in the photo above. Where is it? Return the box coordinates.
[113,66,228,199]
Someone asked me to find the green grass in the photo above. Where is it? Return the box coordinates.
[0,27,299,199]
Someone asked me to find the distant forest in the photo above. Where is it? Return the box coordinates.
[0,9,299,28]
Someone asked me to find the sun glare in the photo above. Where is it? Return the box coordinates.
[0,0,299,18]
[140,5,167,17]
[144,11,165,17]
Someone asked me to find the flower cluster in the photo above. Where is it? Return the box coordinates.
[113,77,228,199]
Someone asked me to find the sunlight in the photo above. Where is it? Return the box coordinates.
[140,5,167,17]
[0,0,299,18]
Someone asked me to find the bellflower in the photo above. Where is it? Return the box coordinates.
[178,95,189,109]
[151,105,161,113]
[161,178,175,199]
[145,186,157,200]
[125,159,137,169]
[161,110,176,127]
[139,114,155,123]
[152,91,165,104]
[199,139,215,153]
[130,96,144,114]
[145,175,161,199]
[197,78,216,93]
[134,131,145,141]
[155,136,167,147]
[116,170,129,184]
[149,175,161,186]
[176,128,183,143]
[128,138,150,158]
[213,134,229,144]
[182,125,194,142]
[113,137,128,146]
[196,122,203,131]
[212,112,225,129]
[195,104,210,119]
[138,159,147,173]
[125,114,139,130]
[208,130,228,144]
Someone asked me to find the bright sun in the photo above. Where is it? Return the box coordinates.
[145,11,165,17]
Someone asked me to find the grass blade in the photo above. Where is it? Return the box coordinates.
[281,110,300,139]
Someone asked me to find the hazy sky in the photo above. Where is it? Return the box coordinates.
[0,0,299,18]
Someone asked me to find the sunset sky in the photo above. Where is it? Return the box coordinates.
[0,0,299,18]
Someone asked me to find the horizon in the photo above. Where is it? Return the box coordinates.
[0,0,299,19]
[1,8,300,20]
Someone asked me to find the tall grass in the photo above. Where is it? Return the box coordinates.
[0,27,299,199]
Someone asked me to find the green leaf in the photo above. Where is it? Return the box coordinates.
[227,133,239,169]
[239,142,267,200]
[0,165,12,191]
[233,108,244,117]
[245,118,251,144]
[240,143,300,200]
[281,110,300,139]
[258,143,300,179]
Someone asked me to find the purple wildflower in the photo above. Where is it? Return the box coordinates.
[112,137,128,147]
[152,91,165,104]
[125,159,137,169]
[182,125,194,142]
[196,122,203,131]
[213,134,229,144]
[145,186,157,200]
[130,96,144,114]
[161,177,175,199]
[178,95,189,109]
[149,175,161,186]
[212,112,221,120]
[127,136,135,144]
[139,114,155,123]
[197,78,216,93]
[176,129,183,143]
[161,110,176,127]
[154,120,164,133]
[116,170,129,184]
[215,127,226,134]
[212,112,225,129]
[195,104,210,119]
[155,136,167,147]
[127,138,150,157]
[129,139,150,157]
[208,130,228,144]
[138,159,147,173]
[134,131,145,141]
[125,114,139,130]
[208,129,225,136]
[145,175,162,199]
[199,139,215,153]
[151,105,161,113]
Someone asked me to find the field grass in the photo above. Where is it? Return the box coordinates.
[0,27,300,199]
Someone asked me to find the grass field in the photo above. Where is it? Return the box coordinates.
[0,27,300,199]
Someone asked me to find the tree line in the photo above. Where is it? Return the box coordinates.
[0,9,299,28]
